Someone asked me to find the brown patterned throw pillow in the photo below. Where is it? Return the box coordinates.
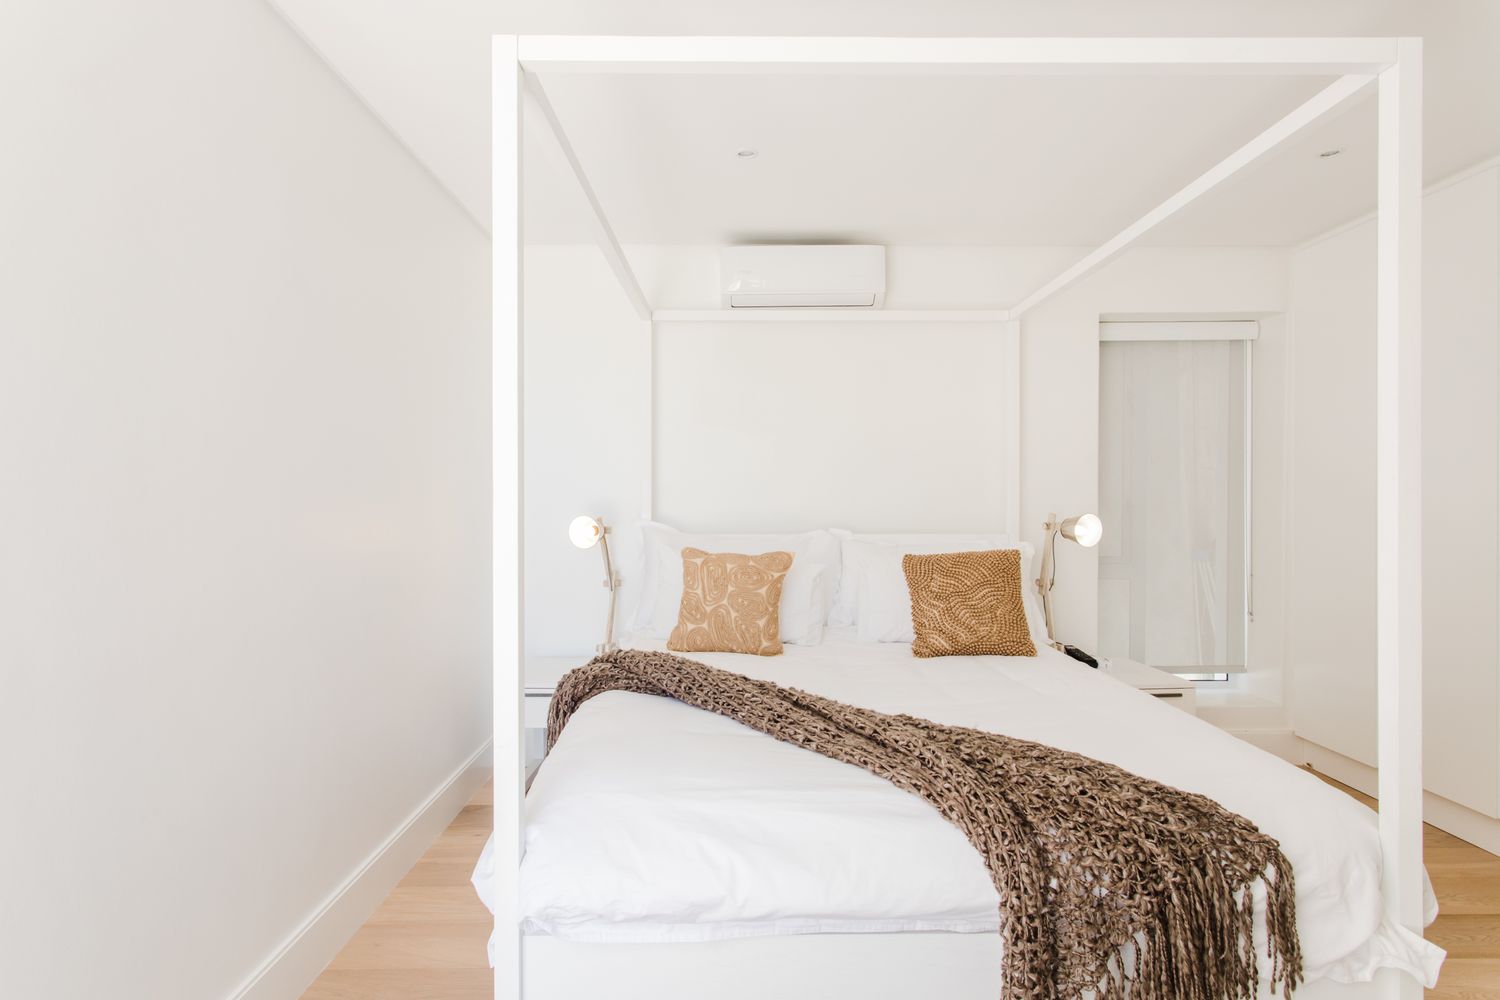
[902,549,1037,658]
[667,548,793,656]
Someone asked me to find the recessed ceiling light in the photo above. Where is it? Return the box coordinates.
[736,148,758,159]
[1318,148,1344,158]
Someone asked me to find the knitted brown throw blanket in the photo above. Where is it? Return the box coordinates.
[547,649,1302,1000]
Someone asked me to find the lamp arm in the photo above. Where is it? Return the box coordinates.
[597,528,620,654]
[1035,513,1061,647]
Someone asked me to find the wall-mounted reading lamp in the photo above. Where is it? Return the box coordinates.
[1036,512,1103,647]
[569,515,620,654]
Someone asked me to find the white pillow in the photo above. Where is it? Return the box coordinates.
[851,539,1048,649]
[829,532,1016,628]
[631,523,840,646]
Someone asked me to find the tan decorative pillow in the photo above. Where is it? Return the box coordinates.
[667,547,793,656]
[902,549,1037,658]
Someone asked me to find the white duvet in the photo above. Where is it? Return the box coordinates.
[477,632,1444,987]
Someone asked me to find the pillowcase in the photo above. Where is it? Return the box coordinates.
[667,548,792,657]
[855,540,1047,647]
[633,522,839,645]
[903,550,1037,658]
[653,557,830,646]
[828,532,1016,628]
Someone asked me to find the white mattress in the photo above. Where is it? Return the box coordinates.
[477,631,1444,987]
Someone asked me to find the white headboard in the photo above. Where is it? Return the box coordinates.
[653,319,1020,538]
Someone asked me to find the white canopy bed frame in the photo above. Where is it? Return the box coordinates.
[491,35,1425,1000]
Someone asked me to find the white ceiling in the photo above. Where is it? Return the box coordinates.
[271,0,1500,247]
[526,72,1367,247]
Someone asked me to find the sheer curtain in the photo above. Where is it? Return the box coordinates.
[1098,338,1248,672]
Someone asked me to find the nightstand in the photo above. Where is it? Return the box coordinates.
[1099,656,1198,716]
[524,655,580,772]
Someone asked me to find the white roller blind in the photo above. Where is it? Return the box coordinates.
[1098,337,1249,673]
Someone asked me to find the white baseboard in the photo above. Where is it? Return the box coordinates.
[226,740,493,1000]
[1225,728,1303,761]
[1221,728,1500,857]
[1299,741,1500,858]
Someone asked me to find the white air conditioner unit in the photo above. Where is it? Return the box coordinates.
[720,245,886,309]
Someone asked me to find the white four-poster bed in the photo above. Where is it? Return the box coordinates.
[490,35,1431,1000]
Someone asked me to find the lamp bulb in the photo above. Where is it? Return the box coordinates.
[568,515,603,549]
[1062,513,1103,548]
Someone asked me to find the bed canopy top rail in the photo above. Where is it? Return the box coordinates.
[526,76,652,321]
[1008,72,1373,319]
[516,35,1399,76]
[494,34,1424,1000]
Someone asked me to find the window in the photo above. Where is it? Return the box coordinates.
[1097,325,1252,680]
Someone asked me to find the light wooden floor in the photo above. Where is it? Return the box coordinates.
[301,772,1500,999]
[1321,775,1500,1000]
[301,780,493,1000]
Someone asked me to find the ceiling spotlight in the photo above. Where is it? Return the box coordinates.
[1318,148,1344,158]
[736,148,758,159]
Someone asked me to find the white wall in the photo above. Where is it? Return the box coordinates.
[522,244,1290,658]
[1285,164,1500,817]
[1248,315,1295,708]
[653,320,1018,535]
[0,3,491,998]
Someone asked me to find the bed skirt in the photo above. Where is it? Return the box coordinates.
[521,933,1409,1000]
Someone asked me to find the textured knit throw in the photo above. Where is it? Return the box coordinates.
[546,650,1303,1000]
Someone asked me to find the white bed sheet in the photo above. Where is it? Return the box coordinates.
[478,631,1444,987]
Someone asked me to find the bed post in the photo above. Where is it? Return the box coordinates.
[644,316,655,522]
[1003,319,1022,542]
[1375,36,1424,1000]
[493,33,525,1000]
